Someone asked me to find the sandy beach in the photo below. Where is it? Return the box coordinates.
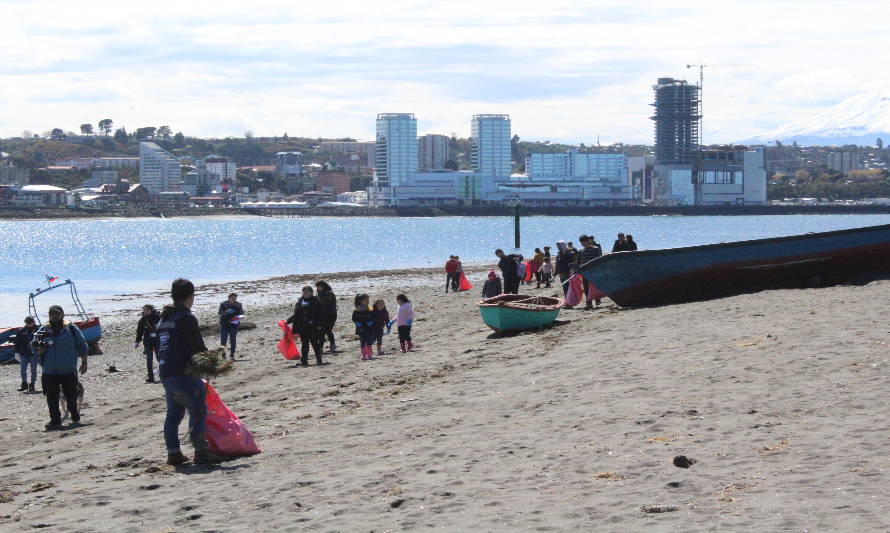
[2,267,890,531]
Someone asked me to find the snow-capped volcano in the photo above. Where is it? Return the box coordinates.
[741,91,890,146]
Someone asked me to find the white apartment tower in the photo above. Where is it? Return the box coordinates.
[139,142,181,193]
[471,114,511,178]
[417,134,449,172]
[374,113,417,191]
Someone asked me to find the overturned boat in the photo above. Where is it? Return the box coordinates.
[578,224,890,307]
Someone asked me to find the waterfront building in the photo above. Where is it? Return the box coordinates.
[276,152,304,176]
[138,142,181,194]
[372,113,417,205]
[316,171,351,195]
[56,157,139,169]
[526,151,627,183]
[14,184,67,207]
[651,78,700,166]
[471,114,511,178]
[418,134,449,172]
[199,156,237,186]
[181,168,218,196]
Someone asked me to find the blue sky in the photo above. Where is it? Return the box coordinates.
[1,0,888,144]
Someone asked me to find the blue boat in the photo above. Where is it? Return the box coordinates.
[0,279,102,362]
[578,224,890,307]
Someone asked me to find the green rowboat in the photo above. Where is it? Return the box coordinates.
[478,294,563,335]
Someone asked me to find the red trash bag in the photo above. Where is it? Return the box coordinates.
[204,380,262,457]
[587,282,606,301]
[458,272,473,291]
[524,262,534,282]
[564,276,584,307]
[277,320,300,360]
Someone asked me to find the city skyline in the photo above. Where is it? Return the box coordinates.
[1,0,888,144]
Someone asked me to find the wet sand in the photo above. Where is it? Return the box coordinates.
[2,268,890,531]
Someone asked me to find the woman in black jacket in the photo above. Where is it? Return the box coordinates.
[315,280,338,353]
[135,304,161,382]
[286,286,325,366]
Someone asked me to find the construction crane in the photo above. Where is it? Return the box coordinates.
[685,63,747,146]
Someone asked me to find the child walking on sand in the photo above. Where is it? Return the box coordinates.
[395,294,415,353]
[352,294,376,360]
[541,256,553,288]
[371,299,390,356]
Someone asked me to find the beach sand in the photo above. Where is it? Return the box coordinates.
[2,268,890,531]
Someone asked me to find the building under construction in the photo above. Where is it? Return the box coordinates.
[650,77,701,166]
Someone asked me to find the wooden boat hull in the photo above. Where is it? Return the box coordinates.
[478,294,563,333]
[579,223,890,307]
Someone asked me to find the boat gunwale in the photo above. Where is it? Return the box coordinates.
[579,223,890,271]
[478,294,563,312]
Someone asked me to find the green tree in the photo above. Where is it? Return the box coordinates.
[156,125,172,140]
[98,118,113,136]
[114,127,129,143]
[136,127,156,140]
[50,128,66,140]
[174,131,185,147]
[80,123,94,135]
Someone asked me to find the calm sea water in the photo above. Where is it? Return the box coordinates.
[2,214,889,325]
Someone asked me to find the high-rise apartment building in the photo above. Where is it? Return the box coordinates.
[651,78,700,166]
[374,113,417,189]
[200,156,236,185]
[827,150,860,174]
[417,134,449,172]
[471,114,511,178]
[276,152,304,176]
[139,142,181,193]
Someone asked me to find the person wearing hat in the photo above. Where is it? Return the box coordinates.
[30,305,89,430]
[481,270,502,299]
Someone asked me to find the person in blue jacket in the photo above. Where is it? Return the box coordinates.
[217,293,243,361]
[30,305,88,430]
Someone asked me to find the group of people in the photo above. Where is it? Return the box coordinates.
[488,232,640,310]
[284,281,338,367]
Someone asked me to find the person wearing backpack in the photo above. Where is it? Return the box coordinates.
[30,305,88,431]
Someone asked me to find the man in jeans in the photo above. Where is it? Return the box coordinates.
[444,256,460,293]
[14,316,39,392]
[31,305,88,430]
[158,278,223,466]
[217,292,243,361]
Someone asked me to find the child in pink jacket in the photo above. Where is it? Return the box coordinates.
[395,294,414,352]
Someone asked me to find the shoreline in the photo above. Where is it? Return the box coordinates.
[6,204,890,221]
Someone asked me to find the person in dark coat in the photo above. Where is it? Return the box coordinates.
[576,235,603,309]
[135,304,161,383]
[495,249,521,294]
[217,293,243,361]
[612,233,627,252]
[14,316,38,392]
[481,271,502,298]
[286,286,325,366]
[555,241,577,296]
[625,235,638,251]
[315,281,338,353]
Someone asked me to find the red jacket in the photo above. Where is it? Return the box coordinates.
[445,259,460,273]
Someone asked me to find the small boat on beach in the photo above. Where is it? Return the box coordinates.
[478,294,563,334]
[578,223,890,308]
[0,278,102,362]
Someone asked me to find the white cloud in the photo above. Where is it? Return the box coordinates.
[0,0,888,143]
